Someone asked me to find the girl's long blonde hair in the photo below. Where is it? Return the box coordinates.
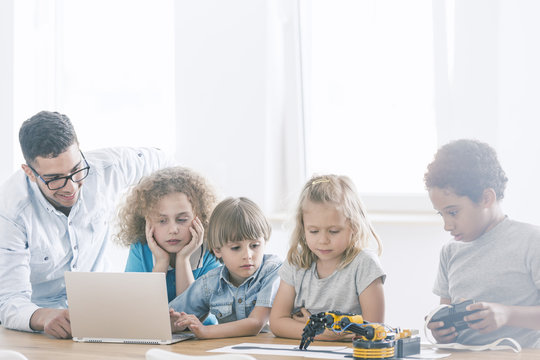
[115,166,217,246]
[287,174,382,269]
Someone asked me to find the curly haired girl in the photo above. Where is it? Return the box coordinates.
[116,166,220,302]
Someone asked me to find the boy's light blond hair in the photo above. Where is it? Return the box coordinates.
[206,197,271,261]
[115,166,217,246]
[287,174,382,269]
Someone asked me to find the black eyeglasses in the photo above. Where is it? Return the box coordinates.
[28,151,91,190]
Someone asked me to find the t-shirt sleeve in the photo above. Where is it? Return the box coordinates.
[255,257,283,307]
[278,259,295,286]
[433,246,450,299]
[526,232,540,290]
[354,250,386,295]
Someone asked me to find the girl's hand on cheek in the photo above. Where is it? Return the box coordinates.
[146,219,170,270]
[177,217,204,259]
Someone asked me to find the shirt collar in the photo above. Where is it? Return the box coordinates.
[218,254,267,288]
[28,178,56,213]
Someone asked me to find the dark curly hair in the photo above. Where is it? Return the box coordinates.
[19,111,79,164]
[424,139,508,202]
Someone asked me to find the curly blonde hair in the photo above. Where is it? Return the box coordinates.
[115,166,217,247]
[287,174,382,270]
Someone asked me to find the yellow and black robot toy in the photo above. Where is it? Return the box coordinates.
[299,311,420,359]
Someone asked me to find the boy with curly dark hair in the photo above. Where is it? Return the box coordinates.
[424,139,540,348]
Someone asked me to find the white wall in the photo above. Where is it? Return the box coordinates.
[497,0,540,225]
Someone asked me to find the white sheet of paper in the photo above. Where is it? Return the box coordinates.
[208,342,353,359]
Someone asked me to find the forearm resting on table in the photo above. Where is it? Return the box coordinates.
[270,316,306,339]
[506,305,540,330]
[29,308,68,331]
[30,308,51,331]
[270,316,350,341]
[200,317,267,339]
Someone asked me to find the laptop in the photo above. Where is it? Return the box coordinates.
[65,271,194,344]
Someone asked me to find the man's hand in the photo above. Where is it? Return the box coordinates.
[465,302,509,333]
[427,320,458,343]
[30,308,71,339]
[174,312,207,338]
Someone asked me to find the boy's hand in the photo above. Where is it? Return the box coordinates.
[292,307,311,324]
[427,320,458,343]
[464,302,509,333]
[174,312,207,338]
[146,220,170,270]
[176,217,204,260]
[169,309,187,333]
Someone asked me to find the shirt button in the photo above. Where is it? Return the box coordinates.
[69,221,73,225]
[44,256,49,261]
[238,298,243,304]
[73,245,78,250]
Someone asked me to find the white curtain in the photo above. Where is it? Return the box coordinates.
[174,0,306,215]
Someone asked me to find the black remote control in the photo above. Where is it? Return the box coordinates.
[430,300,480,331]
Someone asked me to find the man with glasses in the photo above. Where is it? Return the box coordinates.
[0,111,173,338]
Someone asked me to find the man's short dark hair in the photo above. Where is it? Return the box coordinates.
[19,111,79,164]
[424,139,508,202]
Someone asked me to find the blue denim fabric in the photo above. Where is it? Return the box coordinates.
[169,254,282,323]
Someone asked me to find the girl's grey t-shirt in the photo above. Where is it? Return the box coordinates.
[433,217,540,348]
[279,249,385,316]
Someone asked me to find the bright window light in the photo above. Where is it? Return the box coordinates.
[13,0,175,169]
[306,0,437,195]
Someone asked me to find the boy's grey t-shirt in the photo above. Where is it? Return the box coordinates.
[433,217,540,348]
[279,249,385,316]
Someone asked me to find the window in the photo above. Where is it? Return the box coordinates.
[304,0,437,199]
[12,0,175,168]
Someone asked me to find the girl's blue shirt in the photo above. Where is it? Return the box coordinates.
[124,242,221,302]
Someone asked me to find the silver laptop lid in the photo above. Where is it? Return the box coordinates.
[65,272,175,343]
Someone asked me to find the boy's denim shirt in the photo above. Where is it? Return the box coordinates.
[169,254,282,323]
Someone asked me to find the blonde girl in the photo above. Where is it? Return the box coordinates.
[116,167,220,302]
[269,174,385,340]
